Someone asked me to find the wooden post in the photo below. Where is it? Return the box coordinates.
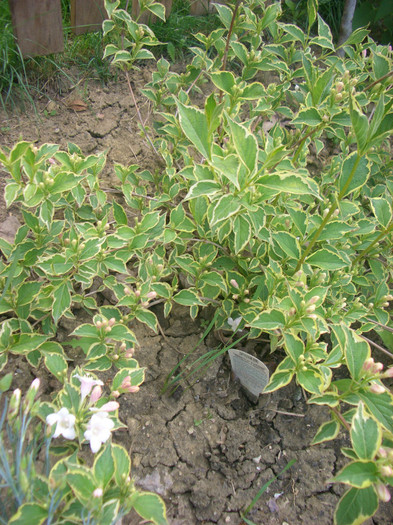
[70,0,106,35]
[8,0,64,57]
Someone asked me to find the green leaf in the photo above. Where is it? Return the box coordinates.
[227,116,258,173]
[185,180,222,200]
[210,71,235,94]
[233,215,251,253]
[71,324,99,338]
[112,443,131,485]
[10,333,48,354]
[94,443,115,489]
[9,503,47,524]
[173,289,205,306]
[369,197,391,228]
[249,309,286,331]
[334,487,378,525]
[4,182,20,207]
[135,308,158,333]
[292,108,322,126]
[50,172,80,194]
[53,282,71,323]
[264,369,294,393]
[44,353,68,382]
[17,281,42,306]
[341,28,369,46]
[113,200,128,225]
[312,419,340,445]
[339,152,370,198]
[340,325,370,381]
[307,0,318,30]
[132,492,167,525]
[333,461,379,488]
[0,372,12,392]
[349,101,368,153]
[372,53,389,80]
[272,231,300,260]
[211,154,241,190]
[306,248,348,270]
[147,2,166,21]
[358,390,393,434]
[259,171,320,198]
[351,402,381,460]
[135,49,155,61]
[211,194,241,225]
[177,102,210,160]
[67,469,96,504]
[297,367,324,394]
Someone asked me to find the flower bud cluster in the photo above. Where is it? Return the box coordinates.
[96,317,116,333]
[112,375,140,398]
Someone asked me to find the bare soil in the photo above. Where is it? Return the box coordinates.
[0,69,392,525]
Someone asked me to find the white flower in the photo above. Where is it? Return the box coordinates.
[46,407,76,440]
[84,412,114,453]
[228,317,242,331]
[74,374,104,401]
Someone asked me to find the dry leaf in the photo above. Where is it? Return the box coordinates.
[66,98,88,112]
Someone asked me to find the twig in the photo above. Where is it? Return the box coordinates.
[267,408,305,418]
[360,334,393,360]
[331,406,351,432]
[124,70,163,161]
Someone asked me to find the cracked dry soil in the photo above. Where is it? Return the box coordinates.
[0,69,392,524]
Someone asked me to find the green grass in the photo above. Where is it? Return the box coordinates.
[151,0,220,61]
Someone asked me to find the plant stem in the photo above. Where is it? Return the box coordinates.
[124,70,162,161]
[352,221,393,265]
[365,70,393,91]
[331,406,351,432]
[221,0,242,73]
[295,153,361,272]
[360,335,393,360]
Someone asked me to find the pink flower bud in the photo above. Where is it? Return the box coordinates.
[306,304,316,314]
[363,358,375,371]
[48,157,56,165]
[96,321,102,329]
[135,290,141,297]
[120,376,131,389]
[127,385,140,393]
[375,483,391,502]
[141,301,149,308]
[308,295,320,305]
[382,367,393,378]
[105,326,112,333]
[362,49,367,58]
[108,318,116,327]
[232,294,239,300]
[230,279,239,289]
[124,286,131,295]
[378,447,388,458]
[120,342,126,351]
[99,401,119,412]
[373,362,384,373]
[380,465,393,477]
[90,385,102,404]
[125,348,135,358]
[369,383,385,394]
[93,488,103,498]
[112,390,120,398]
[146,291,157,299]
